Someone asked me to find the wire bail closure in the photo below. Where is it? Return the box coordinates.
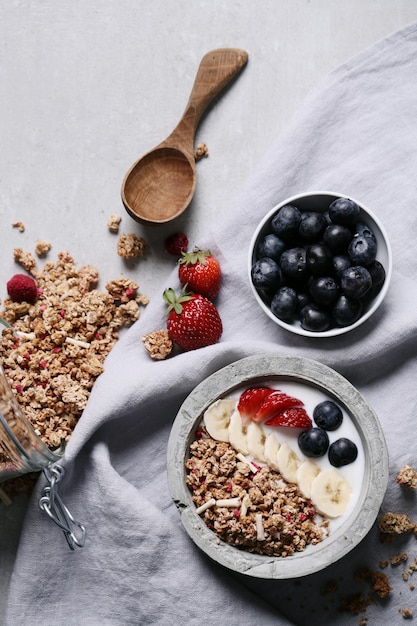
[39,464,86,550]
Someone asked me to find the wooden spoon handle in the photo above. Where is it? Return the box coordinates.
[165,48,248,151]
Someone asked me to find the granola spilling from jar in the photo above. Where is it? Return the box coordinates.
[186,430,328,558]
[0,249,148,495]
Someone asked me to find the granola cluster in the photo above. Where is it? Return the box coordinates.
[141,330,173,360]
[117,233,146,259]
[396,464,417,490]
[186,431,328,557]
[378,512,417,539]
[0,250,149,453]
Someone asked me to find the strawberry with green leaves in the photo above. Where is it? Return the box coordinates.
[178,248,221,300]
[163,287,222,351]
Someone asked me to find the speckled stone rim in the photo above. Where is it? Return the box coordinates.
[248,191,393,338]
[167,354,389,579]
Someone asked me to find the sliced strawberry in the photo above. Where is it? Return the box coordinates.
[253,390,304,423]
[237,387,274,425]
[265,407,312,429]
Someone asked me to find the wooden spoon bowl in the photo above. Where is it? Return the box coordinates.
[121,49,248,225]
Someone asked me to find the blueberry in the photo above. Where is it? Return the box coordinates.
[279,247,307,281]
[271,286,297,320]
[328,438,358,467]
[366,260,386,297]
[348,235,377,266]
[251,257,283,291]
[341,266,372,299]
[323,224,352,253]
[298,212,327,241]
[298,428,329,458]
[310,276,340,306]
[300,303,331,332]
[295,291,311,313]
[332,295,363,326]
[328,197,361,225]
[257,233,287,262]
[352,221,377,244]
[306,243,333,276]
[332,254,351,279]
[271,205,302,240]
[313,400,343,431]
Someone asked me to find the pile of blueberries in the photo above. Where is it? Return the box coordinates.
[298,400,358,467]
[251,197,386,332]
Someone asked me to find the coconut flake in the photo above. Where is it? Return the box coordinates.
[240,494,251,518]
[65,337,90,349]
[16,331,36,340]
[255,512,265,541]
[236,452,259,474]
[216,497,241,508]
[195,498,216,515]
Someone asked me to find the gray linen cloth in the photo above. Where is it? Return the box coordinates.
[5,21,417,625]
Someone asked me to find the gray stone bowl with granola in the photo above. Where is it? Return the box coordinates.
[167,354,388,579]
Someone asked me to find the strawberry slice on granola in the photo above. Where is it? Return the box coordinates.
[253,390,304,423]
[265,406,312,429]
[237,387,274,425]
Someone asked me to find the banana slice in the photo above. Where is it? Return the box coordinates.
[204,398,235,442]
[264,432,281,471]
[310,468,352,518]
[228,409,249,455]
[296,459,321,499]
[277,442,300,484]
[246,421,266,462]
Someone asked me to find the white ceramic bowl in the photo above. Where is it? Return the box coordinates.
[248,191,392,338]
[167,354,388,579]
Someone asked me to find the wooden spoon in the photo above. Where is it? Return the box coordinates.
[121,48,248,225]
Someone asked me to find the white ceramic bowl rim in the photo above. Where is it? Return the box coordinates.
[167,354,389,579]
[248,191,393,338]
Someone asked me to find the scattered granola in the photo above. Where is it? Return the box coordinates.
[141,330,173,360]
[117,233,146,259]
[13,248,36,273]
[390,552,408,566]
[396,464,417,490]
[195,142,209,160]
[378,512,417,540]
[338,592,374,615]
[186,430,328,557]
[35,240,52,257]
[0,249,148,496]
[400,607,413,619]
[107,212,122,233]
[12,221,25,233]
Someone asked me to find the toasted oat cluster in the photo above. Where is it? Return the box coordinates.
[141,330,173,360]
[378,512,417,539]
[0,250,148,450]
[186,430,328,557]
[117,233,146,259]
[396,464,417,490]
[35,240,52,257]
[12,221,25,233]
[107,212,122,233]
[194,142,209,160]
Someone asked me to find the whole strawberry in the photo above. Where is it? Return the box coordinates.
[178,248,221,300]
[163,287,222,351]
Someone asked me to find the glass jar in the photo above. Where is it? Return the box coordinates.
[0,362,65,483]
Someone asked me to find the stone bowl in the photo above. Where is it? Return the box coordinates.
[248,191,392,337]
[167,354,388,579]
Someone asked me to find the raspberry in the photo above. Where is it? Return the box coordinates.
[6,274,38,304]
[164,232,188,256]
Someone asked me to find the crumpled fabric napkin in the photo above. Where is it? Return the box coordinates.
[5,20,417,626]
